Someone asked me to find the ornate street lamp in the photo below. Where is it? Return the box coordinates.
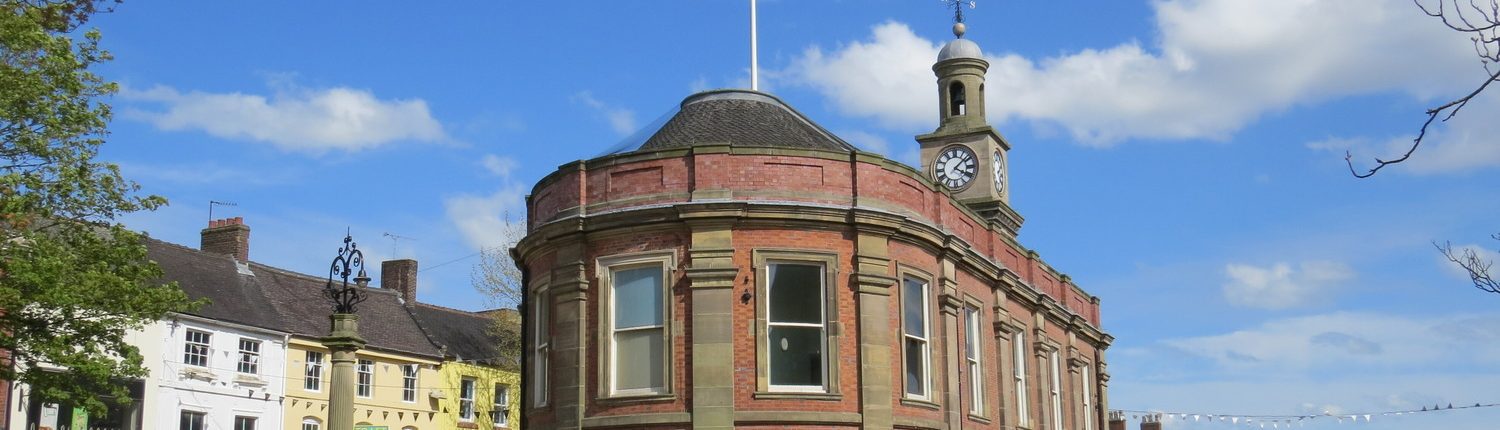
[323,233,369,430]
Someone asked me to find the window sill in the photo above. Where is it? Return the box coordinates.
[457,422,478,429]
[967,413,992,425]
[598,393,675,403]
[753,391,841,401]
[900,398,941,410]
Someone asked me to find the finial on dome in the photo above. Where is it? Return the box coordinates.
[943,0,976,38]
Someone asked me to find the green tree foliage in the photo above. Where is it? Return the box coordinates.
[1,0,198,414]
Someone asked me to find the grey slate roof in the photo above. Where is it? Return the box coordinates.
[145,238,446,358]
[637,90,856,152]
[410,304,508,365]
[146,239,287,331]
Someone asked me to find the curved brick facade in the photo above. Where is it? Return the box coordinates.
[517,142,1112,429]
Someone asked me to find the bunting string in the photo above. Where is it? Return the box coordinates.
[1113,401,1500,427]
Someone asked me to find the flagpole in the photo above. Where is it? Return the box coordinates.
[750,0,758,91]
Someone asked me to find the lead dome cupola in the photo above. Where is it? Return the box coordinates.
[937,38,982,62]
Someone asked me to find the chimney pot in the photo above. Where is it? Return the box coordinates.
[1109,411,1126,430]
[201,218,250,261]
[381,259,418,303]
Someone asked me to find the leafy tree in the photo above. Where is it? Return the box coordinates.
[470,218,525,368]
[1,0,197,414]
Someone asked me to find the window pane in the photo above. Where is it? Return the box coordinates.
[905,338,925,396]
[768,325,823,386]
[965,308,978,360]
[902,278,925,336]
[536,293,550,341]
[614,329,664,390]
[613,266,663,329]
[768,264,821,324]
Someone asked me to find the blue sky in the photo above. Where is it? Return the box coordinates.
[89,1,1500,428]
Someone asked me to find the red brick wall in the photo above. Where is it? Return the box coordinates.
[582,231,691,418]
[527,151,1101,325]
[731,228,860,416]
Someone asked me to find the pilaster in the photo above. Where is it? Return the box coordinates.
[550,240,589,429]
[685,220,736,429]
[852,214,898,430]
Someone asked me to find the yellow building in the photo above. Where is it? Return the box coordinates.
[434,361,519,430]
[283,338,444,430]
[411,304,520,430]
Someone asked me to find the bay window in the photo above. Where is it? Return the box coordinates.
[600,252,673,397]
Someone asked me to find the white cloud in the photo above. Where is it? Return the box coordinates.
[443,184,526,250]
[121,83,445,153]
[479,154,518,178]
[1222,261,1353,309]
[786,0,1476,145]
[574,91,638,136]
[1165,311,1500,370]
[1310,96,1500,174]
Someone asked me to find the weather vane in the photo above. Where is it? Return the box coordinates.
[942,0,977,38]
[944,0,977,24]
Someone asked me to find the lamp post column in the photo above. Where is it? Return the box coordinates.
[325,314,366,430]
[321,233,372,430]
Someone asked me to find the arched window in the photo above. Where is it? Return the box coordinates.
[949,82,967,116]
[301,417,322,430]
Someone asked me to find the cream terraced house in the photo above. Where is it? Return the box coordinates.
[4,218,517,430]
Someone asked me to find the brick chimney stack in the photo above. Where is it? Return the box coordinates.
[1140,413,1162,430]
[1109,411,1126,430]
[201,217,250,261]
[382,259,418,303]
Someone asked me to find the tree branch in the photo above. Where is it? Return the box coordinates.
[1436,237,1499,294]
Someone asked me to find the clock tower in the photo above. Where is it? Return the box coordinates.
[916,21,1025,235]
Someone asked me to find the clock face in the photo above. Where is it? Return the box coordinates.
[993,151,1005,193]
[933,146,977,190]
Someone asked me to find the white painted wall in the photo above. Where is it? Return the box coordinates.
[154,316,288,430]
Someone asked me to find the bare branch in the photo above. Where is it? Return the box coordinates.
[1347,63,1500,177]
[1351,0,1500,177]
[1436,238,1500,294]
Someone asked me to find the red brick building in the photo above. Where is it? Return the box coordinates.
[516,29,1111,430]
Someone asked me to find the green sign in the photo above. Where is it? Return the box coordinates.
[354,426,388,430]
[69,407,89,430]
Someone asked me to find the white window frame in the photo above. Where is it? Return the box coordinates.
[901,275,932,401]
[493,383,511,427]
[237,338,260,374]
[180,410,206,430]
[304,351,324,392]
[234,416,256,430]
[965,306,985,415]
[1014,331,1030,427]
[184,330,211,368]
[598,252,674,397]
[765,260,829,393]
[401,364,419,403]
[1050,350,1064,430]
[301,417,321,430]
[459,377,477,422]
[1082,364,1095,430]
[356,359,374,398]
[532,288,550,406]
